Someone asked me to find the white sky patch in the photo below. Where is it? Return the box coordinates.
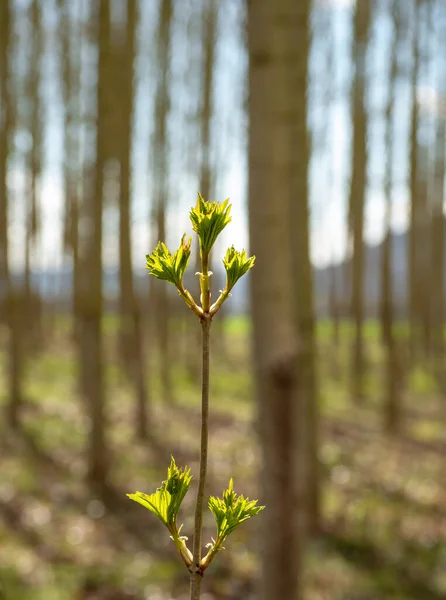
[7,166,28,271]
[417,85,446,118]
[39,170,64,269]
[8,0,428,277]
[316,0,355,8]
[312,199,347,267]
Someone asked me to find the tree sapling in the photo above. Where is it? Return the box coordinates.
[127,194,263,600]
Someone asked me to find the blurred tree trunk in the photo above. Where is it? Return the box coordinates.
[408,0,423,359]
[248,0,310,597]
[117,0,149,439]
[59,0,81,344]
[348,0,371,403]
[326,22,340,354]
[116,0,135,366]
[1,0,22,429]
[189,0,218,380]
[420,0,434,356]
[380,4,395,350]
[79,0,111,490]
[382,0,401,434]
[24,0,43,349]
[289,3,319,536]
[430,140,445,358]
[0,0,11,327]
[198,0,216,207]
[329,264,340,348]
[152,0,173,403]
[430,4,446,379]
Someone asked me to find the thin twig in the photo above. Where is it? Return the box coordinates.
[190,314,211,600]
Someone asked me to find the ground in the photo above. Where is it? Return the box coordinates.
[0,317,445,599]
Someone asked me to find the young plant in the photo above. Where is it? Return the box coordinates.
[127,194,263,599]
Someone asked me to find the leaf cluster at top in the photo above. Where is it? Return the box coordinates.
[189,193,232,255]
[145,194,255,316]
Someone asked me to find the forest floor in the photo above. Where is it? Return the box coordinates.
[0,317,445,600]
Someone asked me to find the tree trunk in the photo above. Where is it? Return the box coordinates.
[248,0,310,597]
[1,0,22,429]
[348,0,371,404]
[329,264,340,349]
[430,2,446,382]
[152,0,173,404]
[59,0,82,344]
[326,20,340,355]
[117,0,149,439]
[0,0,11,327]
[189,0,218,381]
[79,0,111,491]
[198,0,216,210]
[24,0,43,349]
[408,0,423,359]
[289,3,319,536]
[420,0,435,357]
[382,0,401,434]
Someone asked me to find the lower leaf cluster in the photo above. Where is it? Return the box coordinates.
[127,458,264,572]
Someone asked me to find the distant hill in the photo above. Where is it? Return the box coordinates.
[11,228,444,316]
[314,230,409,317]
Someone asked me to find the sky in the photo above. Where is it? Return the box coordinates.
[8,0,446,273]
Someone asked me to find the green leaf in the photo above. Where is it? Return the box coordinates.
[208,478,264,542]
[189,193,232,254]
[222,246,255,292]
[146,234,192,288]
[127,457,192,529]
[127,489,171,526]
[164,456,193,525]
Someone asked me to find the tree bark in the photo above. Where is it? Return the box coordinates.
[1,0,23,429]
[79,0,111,490]
[382,0,401,434]
[0,0,11,326]
[152,0,173,404]
[329,264,340,349]
[59,0,82,344]
[117,0,149,439]
[289,2,319,536]
[24,0,43,348]
[190,0,218,382]
[248,0,310,597]
[430,4,446,364]
[408,0,423,358]
[348,0,371,403]
[198,0,216,211]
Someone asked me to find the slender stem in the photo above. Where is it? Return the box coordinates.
[200,251,211,313]
[190,315,211,600]
[200,537,223,570]
[177,284,203,317]
[209,288,229,316]
[170,530,193,568]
